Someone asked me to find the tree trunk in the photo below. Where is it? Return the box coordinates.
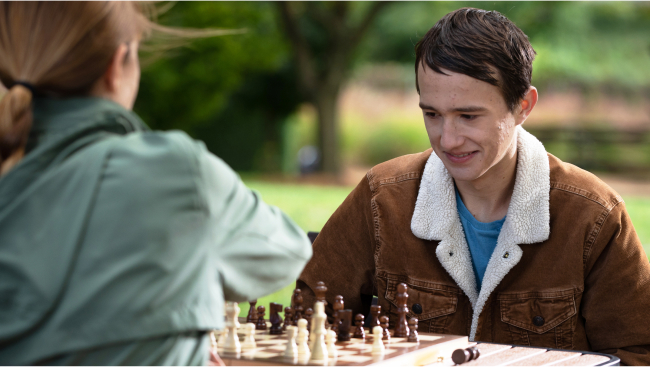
[315,89,340,174]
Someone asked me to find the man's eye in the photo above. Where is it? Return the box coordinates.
[461,114,477,120]
[425,112,439,118]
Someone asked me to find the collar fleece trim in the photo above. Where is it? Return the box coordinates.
[410,126,550,341]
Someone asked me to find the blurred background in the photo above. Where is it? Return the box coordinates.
[9,2,650,314]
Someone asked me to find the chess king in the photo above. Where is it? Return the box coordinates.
[298,7,650,366]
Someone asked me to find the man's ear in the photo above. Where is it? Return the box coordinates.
[516,86,538,125]
[98,43,129,94]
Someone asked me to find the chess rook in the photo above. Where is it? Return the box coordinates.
[393,283,409,337]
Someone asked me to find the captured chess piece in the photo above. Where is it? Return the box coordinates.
[304,307,314,331]
[380,315,390,341]
[371,326,385,355]
[269,302,283,335]
[407,318,419,343]
[293,289,304,322]
[246,300,258,324]
[370,305,381,329]
[283,306,293,331]
[353,314,366,339]
[331,295,344,333]
[452,346,481,365]
[256,305,267,330]
[393,283,409,337]
[241,323,256,350]
[337,309,352,342]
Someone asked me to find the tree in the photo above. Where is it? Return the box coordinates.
[276,2,391,174]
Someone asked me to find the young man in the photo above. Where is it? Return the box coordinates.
[298,8,650,365]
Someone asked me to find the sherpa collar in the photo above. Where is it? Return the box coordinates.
[410,126,550,341]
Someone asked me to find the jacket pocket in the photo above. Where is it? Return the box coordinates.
[498,289,577,349]
[383,274,460,334]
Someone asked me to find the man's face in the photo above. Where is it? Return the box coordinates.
[417,63,521,185]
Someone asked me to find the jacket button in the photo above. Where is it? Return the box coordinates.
[503,252,509,258]
[412,303,423,315]
[533,316,545,326]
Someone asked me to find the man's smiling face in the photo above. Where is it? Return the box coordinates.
[418,63,521,185]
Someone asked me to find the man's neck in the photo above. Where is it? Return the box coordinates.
[455,147,518,223]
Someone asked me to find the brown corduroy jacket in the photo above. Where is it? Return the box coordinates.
[298,128,650,365]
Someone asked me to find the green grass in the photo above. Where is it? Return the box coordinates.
[237,180,650,316]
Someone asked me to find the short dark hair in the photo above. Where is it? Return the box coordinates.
[415,8,536,112]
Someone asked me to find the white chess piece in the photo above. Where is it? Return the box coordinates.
[284,325,298,359]
[326,329,338,359]
[371,326,385,355]
[297,318,310,358]
[241,323,256,350]
[217,328,227,345]
[234,303,241,330]
[223,302,241,353]
[308,302,328,364]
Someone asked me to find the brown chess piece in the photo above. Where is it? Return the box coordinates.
[337,309,352,342]
[452,346,481,364]
[407,318,419,343]
[256,305,266,330]
[269,302,283,335]
[353,314,366,339]
[293,289,303,322]
[283,306,293,331]
[370,305,381,329]
[380,315,390,341]
[304,307,313,331]
[314,281,328,306]
[393,283,409,337]
[331,295,344,333]
[246,300,258,323]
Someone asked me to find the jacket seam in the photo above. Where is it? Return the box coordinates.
[376,172,421,187]
[550,182,621,211]
[583,201,621,272]
[367,169,382,286]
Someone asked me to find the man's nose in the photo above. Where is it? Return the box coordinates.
[439,120,463,151]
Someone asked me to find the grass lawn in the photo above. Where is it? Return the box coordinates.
[238,179,650,316]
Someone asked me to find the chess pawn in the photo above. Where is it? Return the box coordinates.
[246,300,258,323]
[371,326,385,355]
[331,295,344,333]
[326,329,338,359]
[256,305,266,330]
[380,315,390,341]
[304,307,313,332]
[270,302,283,335]
[337,309,352,342]
[370,305,381,329]
[297,318,310,358]
[353,314,366,339]
[218,328,227,345]
[210,330,218,350]
[407,318,419,343]
[284,325,298,359]
[241,323,257,350]
[283,306,294,330]
[293,289,304,322]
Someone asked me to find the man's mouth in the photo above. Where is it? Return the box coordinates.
[444,151,477,163]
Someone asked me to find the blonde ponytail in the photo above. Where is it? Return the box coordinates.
[0,84,33,175]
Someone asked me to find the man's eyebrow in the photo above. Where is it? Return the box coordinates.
[418,103,487,113]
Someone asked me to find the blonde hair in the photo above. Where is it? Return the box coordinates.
[0,2,155,174]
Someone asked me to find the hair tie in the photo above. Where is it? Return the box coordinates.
[12,81,36,95]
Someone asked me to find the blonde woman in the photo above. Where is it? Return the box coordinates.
[0,2,312,365]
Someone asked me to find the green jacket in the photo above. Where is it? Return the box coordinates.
[0,97,312,365]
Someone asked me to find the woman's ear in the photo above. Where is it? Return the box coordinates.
[515,86,538,125]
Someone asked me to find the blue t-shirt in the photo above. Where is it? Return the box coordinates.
[455,189,506,292]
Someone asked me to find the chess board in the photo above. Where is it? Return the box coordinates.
[215,325,619,366]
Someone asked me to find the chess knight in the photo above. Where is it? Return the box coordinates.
[298,7,650,366]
